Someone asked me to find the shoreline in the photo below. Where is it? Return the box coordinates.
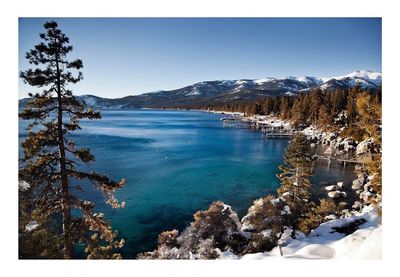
[197,108,372,164]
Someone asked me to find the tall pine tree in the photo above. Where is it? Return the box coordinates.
[19,21,126,259]
[277,133,313,238]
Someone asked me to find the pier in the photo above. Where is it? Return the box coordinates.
[263,131,295,138]
[312,154,370,168]
[221,117,296,138]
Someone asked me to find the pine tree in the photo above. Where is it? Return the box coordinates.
[345,87,359,137]
[308,89,324,125]
[277,133,313,238]
[280,97,290,120]
[356,92,382,146]
[356,91,382,213]
[19,21,126,259]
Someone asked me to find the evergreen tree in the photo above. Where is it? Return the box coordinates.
[291,95,308,127]
[356,91,382,213]
[345,87,359,137]
[307,89,324,125]
[318,101,332,129]
[356,92,382,146]
[19,21,126,259]
[280,97,290,120]
[277,133,313,238]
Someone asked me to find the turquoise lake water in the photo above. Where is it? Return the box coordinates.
[19,110,356,258]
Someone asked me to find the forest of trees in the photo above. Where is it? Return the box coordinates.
[195,86,381,144]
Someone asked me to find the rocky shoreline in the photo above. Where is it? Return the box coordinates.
[206,109,379,213]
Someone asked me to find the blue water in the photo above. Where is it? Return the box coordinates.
[18,109,356,258]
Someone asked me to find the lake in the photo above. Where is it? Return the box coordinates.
[18,109,356,258]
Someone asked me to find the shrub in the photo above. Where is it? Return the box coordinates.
[299,198,339,234]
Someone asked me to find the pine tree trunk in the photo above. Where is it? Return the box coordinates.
[55,57,73,259]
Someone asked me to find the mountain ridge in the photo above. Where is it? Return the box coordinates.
[19,70,381,109]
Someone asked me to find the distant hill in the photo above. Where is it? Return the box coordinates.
[19,70,381,109]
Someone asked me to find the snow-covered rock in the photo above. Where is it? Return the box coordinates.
[19,180,30,191]
[328,191,341,198]
[352,178,364,190]
[25,221,40,232]
[356,139,372,155]
[352,201,363,210]
[324,147,333,155]
[360,191,372,203]
[324,214,337,221]
[325,185,337,191]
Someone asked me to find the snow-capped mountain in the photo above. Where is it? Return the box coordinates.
[19,70,381,109]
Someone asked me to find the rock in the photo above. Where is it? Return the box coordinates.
[340,191,347,198]
[341,209,351,217]
[338,201,348,208]
[328,191,341,198]
[337,182,344,189]
[324,214,337,221]
[310,143,317,148]
[281,192,291,199]
[324,185,338,191]
[352,179,363,190]
[356,139,372,155]
[360,191,372,203]
[19,180,30,192]
[352,201,363,210]
[324,147,333,155]
[364,183,372,191]
[25,221,40,232]
[356,189,363,195]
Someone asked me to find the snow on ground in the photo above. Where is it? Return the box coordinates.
[220,206,381,260]
[301,125,324,138]
[208,110,244,116]
[25,221,40,232]
[18,180,30,191]
[242,115,292,129]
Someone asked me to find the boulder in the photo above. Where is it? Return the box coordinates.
[324,214,337,221]
[340,191,347,198]
[324,185,337,191]
[19,180,30,192]
[352,179,363,190]
[324,147,333,155]
[360,191,372,203]
[328,191,341,198]
[352,201,363,210]
[281,192,291,200]
[337,182,344,189]
[25,221,40,232]
[356,139,372,155]
[364,183,373,192]
[356,189,363,195]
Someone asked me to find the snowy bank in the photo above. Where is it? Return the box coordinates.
[220,206,380,260]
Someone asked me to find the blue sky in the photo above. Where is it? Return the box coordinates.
[19,18,381,98]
